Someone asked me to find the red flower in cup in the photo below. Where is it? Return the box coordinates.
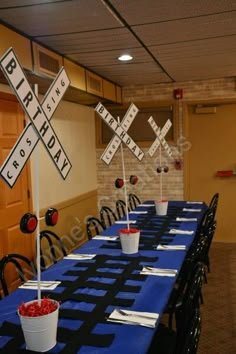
[18,297,58,317]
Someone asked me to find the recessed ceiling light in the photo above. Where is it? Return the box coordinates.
[118,54,133,61]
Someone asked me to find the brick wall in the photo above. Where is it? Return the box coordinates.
[96,77,236,214]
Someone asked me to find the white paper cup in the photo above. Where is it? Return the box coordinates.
[119,228,140,254]
[18,299,59,352]
[155,200,168,216]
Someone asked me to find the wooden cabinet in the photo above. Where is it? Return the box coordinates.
[64,59,86,91]
[0,25,32,71]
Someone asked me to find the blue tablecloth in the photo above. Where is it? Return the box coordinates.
[0,200,207,354]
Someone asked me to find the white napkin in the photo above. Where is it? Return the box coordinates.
[183,208,202,212]
[186,201,203,204]
[156,244,187,251]
[115,220,136,224]
[141,266,178,277]
[64,254,96,260]
[19,280,61,290]
[129,211,148,214]
[169,229,194,235]
[107,309,159,328]
[138,204,154,207]
[176,217,198,222]
[93,235,118,241]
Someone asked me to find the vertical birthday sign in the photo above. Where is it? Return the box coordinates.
[0,47,72,302]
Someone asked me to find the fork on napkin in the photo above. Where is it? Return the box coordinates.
[183,208,202,212]
[19,280,61,290]
[64,254,96,260]
[138,204,154,207]
[176,217,198,222]
[93,235,118,241]
[156,244,187,251]
[129,211,148,214]
[107,308,159,328]
[169,229,194,235]
[186,201,203,204]
[115,220,136,224]
[140,266,178,277]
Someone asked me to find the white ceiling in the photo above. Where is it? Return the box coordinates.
[1,0,236,86]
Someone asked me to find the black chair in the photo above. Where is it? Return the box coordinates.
[116,199,129,219]
[86,216,106,240]
[0,253,37,296]
[174,262,204,353]
[148,310,201,354]
[148,262,204,354]
[195,207,217,274]
[202,219,217,273]
[39,230,67,270]
[208,192,219,220]
[128,193,141,210]
[100,206,117,228]
[180,308,201,354]
[164,240,206,329]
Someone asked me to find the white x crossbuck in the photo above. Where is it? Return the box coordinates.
[95,102,144,163]
[148,117,172,157]
[0,48,72,187]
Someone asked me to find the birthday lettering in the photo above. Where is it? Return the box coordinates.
[5,57,17,74]
[96,102,144,162]
[0,50,72,186]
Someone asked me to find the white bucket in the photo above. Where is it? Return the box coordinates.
[155,200,168,216]
[119,228,140,254]
[18,299,59,352]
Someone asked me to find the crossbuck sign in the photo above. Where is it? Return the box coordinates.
[95,102,144,164]
[148,117,172,157]
[0,48,72,187]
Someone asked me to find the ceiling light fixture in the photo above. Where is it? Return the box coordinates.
[118,54,133,62]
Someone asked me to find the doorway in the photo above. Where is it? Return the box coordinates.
[184,102,236,242]
[0,92,34,292]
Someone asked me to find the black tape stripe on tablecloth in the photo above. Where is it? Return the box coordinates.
[0,254,157,353]
[60,280,141,293]
[0,321,114,354]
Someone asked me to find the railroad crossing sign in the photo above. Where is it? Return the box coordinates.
[99,103,139,165]
[0,48,72,187]
[95,102,144,163]
[148,117,172,157]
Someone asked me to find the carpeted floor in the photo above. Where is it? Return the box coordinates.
[198,242,236,354]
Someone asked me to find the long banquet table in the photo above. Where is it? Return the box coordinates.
[0,200,207,353]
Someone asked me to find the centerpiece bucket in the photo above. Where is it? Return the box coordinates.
[119,227,140,254]
[18,298,59,352]
[155,200,168,216]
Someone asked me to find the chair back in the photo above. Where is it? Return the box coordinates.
[179,308,201,354]
[0,253,37,296]
[116,200,128,219]
[86,217,106,240]
[128,193,141,210]
[39,230,67,270]
[208,192,219,219]
[100,206,117,228]
[175,262,204,354]
[176,262,204,329]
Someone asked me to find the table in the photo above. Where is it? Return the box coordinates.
[0,200,207,354]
